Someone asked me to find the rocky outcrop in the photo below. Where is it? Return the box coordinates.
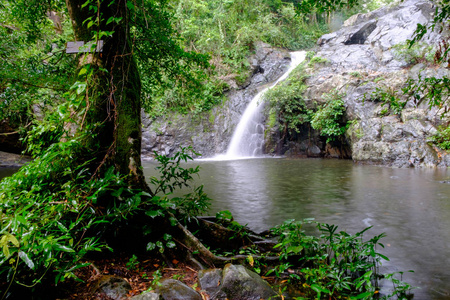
[0,151,30,167]
[269,0,450,167]
[141,42,290,158]
[143,0,450,167]
[128,264,277,300]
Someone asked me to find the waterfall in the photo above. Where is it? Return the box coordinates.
[224,51,306,159]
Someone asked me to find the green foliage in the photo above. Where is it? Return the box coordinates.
[405,0,450,119]
[215,210,252,242]
[403,74,450,118]
[149,146,211,222]
[392,42,436,65]
[311,90,347,143]
[308,55,329,67]
[350,71,362,78]
[0,8,75,132]
[295,0,360,14]
[263,63,312,135]
[269,219,415,299]
[429,125,450,150]
[143,0,330,117]
[126,254,140,271]
[365,86,406,116]
[0,144,209,293]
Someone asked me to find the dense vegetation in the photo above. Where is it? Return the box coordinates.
[263,56,348,145]
[0,0,436,298]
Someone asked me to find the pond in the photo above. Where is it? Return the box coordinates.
[1,159,449,299]
[144,157,450,299]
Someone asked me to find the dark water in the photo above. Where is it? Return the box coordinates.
[144,158,450,299]
[2,159,449,299]
[0,167,19,179]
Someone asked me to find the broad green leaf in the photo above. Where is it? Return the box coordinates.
[78,68,88,76]
[2,244,10,257]
[311,284,330,294]
[146,242,156,251]
[19,251,34,269]
[145,210,163,218]
[53,244,75,253]
[351,292,373,299]
[166,241,176,248]
[126,1,134,10]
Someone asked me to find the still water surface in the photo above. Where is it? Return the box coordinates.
[1,159,449,299]
[144,158,450,299]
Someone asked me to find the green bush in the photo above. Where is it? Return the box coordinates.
[0,144,209,293]
[311,90,347,143]
[269,219,415,299]
[430,125,450,150]
[263,63,312,134]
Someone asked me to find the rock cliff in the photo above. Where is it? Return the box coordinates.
[141,43,290,158]
[142,0,450,167]
[278,0,450,167]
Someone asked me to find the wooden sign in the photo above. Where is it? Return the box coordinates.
[66,40,104,53]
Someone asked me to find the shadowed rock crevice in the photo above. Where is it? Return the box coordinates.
[344,21,377,45]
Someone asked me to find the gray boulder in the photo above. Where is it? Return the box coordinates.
[155,278,202,300]
[92,275,131,300]
[220,264,276,300]
[197,264,277,300]
[130,292,160,300]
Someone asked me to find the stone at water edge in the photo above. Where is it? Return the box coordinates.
[155,278,202,300]
[197,268,222,293]
[130,291,160,300]
[219,264,277,300]
[93,275,131,300]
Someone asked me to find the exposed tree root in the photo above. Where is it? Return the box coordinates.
[169,213,279,269]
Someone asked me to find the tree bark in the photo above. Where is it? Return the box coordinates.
[66,0,147,189]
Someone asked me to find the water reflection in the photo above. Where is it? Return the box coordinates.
[143,158,450,299]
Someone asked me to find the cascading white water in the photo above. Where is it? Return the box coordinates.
[224,51,306,159]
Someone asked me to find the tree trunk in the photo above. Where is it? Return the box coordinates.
[66,0,146,189]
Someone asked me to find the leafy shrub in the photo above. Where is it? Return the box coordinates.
[263,63,312,135]
[371,86,407,115]
[430,125,450,150]
[392,42,436,65]
[269,219,415,299]
[0,143,209,294]
[311,90,347,143]
[308,55,329,67]
[403,74,450,118]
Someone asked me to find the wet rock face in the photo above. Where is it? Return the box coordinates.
[282,0,450,167]
[155,279,203,300]
[93,275,132,300]
[142,0,449,166]
[197,264,277,300]
[141,43,290,158]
